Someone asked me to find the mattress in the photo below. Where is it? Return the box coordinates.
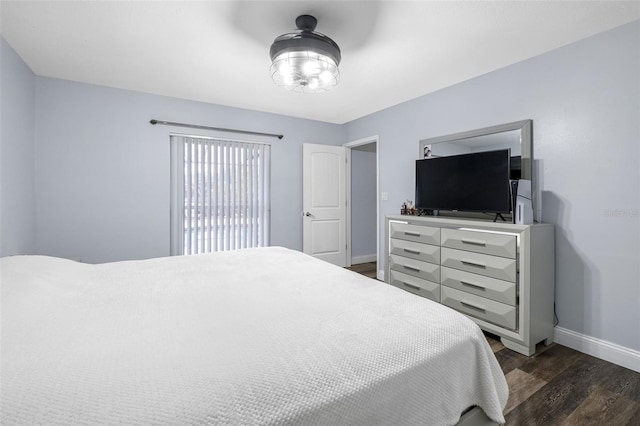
[1,247,508,425]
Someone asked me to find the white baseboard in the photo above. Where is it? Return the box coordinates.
[351,254,376,264]
[554,327,640,373]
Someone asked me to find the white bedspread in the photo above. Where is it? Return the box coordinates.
[1,247,507,425]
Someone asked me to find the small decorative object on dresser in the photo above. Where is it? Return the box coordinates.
[386,215,555,356]
[401,199,416,215]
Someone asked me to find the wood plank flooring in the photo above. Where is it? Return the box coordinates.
[347,262,640,425]
[346,261,378,279]
[486,334,640,425]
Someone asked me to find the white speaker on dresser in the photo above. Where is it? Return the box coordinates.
[512,179,533,225]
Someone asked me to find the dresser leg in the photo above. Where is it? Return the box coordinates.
[501,338,535,356]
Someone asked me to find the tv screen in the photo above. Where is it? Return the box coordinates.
[415,149,511,213]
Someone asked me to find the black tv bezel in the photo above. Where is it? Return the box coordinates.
[415,149,512,214]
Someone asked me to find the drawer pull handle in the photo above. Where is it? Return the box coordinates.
[461,260,487,269]
[403,248,421,255]
[461,281,486,291]
[462,239,486,247]
[403,282,421,291]
[404,231,421,237]
[461,301,486,313]
[403,265,421,273]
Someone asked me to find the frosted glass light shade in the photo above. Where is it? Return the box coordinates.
[269,15,341,94]
[270,51,339,93]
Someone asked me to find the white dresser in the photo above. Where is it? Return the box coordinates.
[386,215,555,356]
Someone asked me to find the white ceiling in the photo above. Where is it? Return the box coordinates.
[1,1,638,124]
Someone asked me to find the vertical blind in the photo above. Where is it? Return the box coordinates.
[170,135,271,255]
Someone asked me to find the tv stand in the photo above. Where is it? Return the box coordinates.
[385,215,555,356]
[492,213,507,222]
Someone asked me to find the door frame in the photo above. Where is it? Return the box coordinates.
[343,135,380,279]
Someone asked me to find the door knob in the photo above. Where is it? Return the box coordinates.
[304,212,312,217]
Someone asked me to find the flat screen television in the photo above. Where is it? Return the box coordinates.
[415,149,512,214]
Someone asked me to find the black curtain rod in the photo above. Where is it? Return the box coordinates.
[149,119,284,140]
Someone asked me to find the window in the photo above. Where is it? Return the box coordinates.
[170,135,270,255]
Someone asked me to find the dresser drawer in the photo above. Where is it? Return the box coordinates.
[441,228,517,259]
[441,267,516,306]
[389,254,440,283]
[389,222,440,246]
[389,238,440,264]
[441,247,516,282]
[441,286,517,330]
[389,270,440,302]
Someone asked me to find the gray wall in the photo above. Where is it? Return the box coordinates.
[0,37,36,256]
[345,21,640,352]
[33,78,345,263]
[351,148,377,260]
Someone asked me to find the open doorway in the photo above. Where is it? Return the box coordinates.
[344,136,381,280]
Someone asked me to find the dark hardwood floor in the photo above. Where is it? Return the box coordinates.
[486,334,640,425]
[347,262,640,425]
[346,261,378,279]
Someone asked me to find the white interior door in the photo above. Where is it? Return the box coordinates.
[303,143,347,267]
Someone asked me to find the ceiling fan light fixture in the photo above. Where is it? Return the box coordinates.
[269,15,341,93]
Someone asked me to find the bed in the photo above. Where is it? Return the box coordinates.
[1,247,508,425]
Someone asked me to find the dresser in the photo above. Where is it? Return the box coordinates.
[386,215,555,356]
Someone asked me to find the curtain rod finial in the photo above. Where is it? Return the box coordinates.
[150,119,158,125]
